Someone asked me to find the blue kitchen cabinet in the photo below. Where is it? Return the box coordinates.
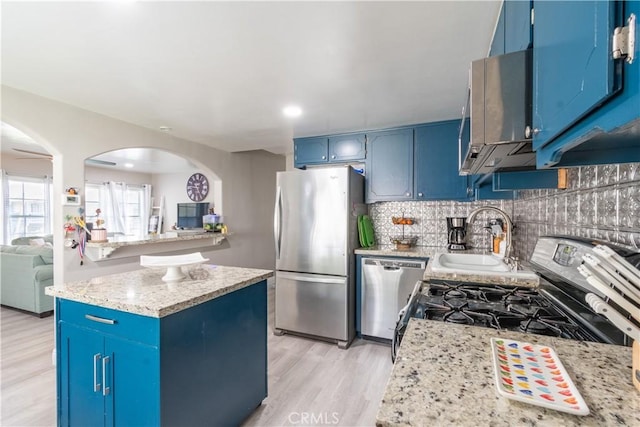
[490,1,532,57]
[533,0,640,168]
[472,174,515,200]
[504,0,532,53]
[294,133,366,168]
[492,169,560,191]
[329,133,366,162]
[59,322,159,427]
[366,128,414,202]
[294,137,328,167]
[414,120,471,201]
[56,280,268,427]
[490,3,506,56]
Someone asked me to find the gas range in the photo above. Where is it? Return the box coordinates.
[415,281,594,340]
[392,236,640,362]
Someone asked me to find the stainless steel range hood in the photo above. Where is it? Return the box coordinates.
[460,49,535,175]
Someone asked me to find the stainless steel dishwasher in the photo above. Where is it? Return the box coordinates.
[361,257,427,340]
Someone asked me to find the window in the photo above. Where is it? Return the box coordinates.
[85,182,147,238]
[1,174,53,244]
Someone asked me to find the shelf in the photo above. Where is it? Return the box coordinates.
[84,232,227,262]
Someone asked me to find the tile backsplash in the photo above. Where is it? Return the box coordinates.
[513,163,640,260]
[368,162,640,261]
[369,199,514,251]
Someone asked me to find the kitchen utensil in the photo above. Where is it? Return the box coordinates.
[490,338,589,415]
[592,245,640,291]
[585,293,640,341]
[357,215,367,247]
[633,341,640,392]
[361,215,376,247]
[578,265,640,323]
[582,253,640,306]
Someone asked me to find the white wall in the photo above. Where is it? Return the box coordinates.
[85,165,152,186]
[2,85,286,284]
[0,151,53,176]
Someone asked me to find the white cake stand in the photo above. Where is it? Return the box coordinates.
[140,252,209,282]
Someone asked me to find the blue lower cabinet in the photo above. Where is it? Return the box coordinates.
[56,281,267,427]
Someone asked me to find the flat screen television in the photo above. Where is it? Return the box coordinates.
[177,202,209,229]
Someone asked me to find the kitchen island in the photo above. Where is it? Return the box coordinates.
[377,319,639,427]
[46,264,272,427]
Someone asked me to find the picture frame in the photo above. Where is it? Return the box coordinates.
[62,194,80,206]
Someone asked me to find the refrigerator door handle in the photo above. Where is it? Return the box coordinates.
[277,272,346,285]
[274,185,282,259]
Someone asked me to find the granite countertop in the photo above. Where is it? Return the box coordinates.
[377,319,639,427]
[45,264,273,318]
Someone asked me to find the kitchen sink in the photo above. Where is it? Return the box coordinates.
[434,253,511,272]
[430,252,538,280]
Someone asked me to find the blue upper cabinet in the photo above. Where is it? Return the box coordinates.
[366,128,414,202]
[532,1,618,151]
[504,0,532,53]
[294,134,366,168]
[490,4,506,56]
[415,120,470,201]
[329,134,366,162]
[534,0,640,168]
[293,137,328,167]
[490,1,532,57]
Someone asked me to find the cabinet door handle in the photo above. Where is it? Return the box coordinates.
[93,353,101,392]
[85,314,116,325]
[331,155,336,159]
[405,192,411,197]
[418,192,423,197]
[102,356,110,396]
[321,155,326,160]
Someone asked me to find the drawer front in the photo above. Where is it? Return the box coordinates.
[57,299,159,346]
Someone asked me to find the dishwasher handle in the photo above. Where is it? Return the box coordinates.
[363,258,426,269]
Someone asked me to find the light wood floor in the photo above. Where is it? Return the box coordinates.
[0,289,392,426]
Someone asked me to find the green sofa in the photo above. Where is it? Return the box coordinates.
[0,244,54,317]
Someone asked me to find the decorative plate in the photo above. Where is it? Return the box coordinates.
[490,338,589,416]
[140,252,209,282]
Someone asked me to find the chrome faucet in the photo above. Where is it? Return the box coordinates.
[467,206,513,261]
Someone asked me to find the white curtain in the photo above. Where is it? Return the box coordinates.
[106,182,126,234]
[43,175,52,235]
[0,170,8,244]
[141,184,152,238]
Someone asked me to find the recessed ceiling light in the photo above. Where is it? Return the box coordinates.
[283,105,302,118]
[159,126,172,132]
[124,163,134,168]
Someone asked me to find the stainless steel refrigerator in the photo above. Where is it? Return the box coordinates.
[274,166,364,348]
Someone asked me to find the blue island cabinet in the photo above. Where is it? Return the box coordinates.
[56,281,267,427]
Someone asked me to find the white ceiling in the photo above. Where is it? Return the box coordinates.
[1,1,500,156]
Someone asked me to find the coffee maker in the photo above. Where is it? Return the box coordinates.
[446,217,467,250]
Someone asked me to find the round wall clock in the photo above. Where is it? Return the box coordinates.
[186,173,209,201]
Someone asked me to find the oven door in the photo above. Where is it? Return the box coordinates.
[391,280,424,362]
